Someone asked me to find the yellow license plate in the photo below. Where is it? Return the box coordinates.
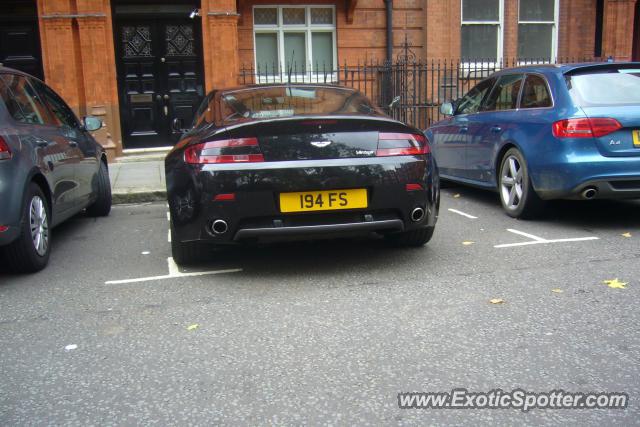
[633,130,640,147]
[279,189,368,213]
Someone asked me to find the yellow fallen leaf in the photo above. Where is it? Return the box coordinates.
[462,241,475,246]
[186,323,200,331]
[489,298,505,304]
[621,232,632,238]
[602,279,628,289]
[453,193,461,198]
[551,289,563,293]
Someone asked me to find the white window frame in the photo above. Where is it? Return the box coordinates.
[253,5,337,83]
[517,0,560,64]
[460,0,504,67]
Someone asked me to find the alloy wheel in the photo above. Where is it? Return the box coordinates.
[29,195,49,256]
[500,155,524,210]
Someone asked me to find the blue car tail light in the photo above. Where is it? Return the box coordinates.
[552,118,622,138]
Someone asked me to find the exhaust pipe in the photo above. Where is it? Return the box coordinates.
[581,187,598,200]
[211,219,228,235]
[411,207,425,222]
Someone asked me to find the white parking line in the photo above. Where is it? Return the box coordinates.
[167,229,172,242]
[504,228,546,242]
[105,258,242,285]
[166,212,170,221]
[494,229,599,248]
[448,208,478,219]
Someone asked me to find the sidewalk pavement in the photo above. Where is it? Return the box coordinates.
[109,160,167,204]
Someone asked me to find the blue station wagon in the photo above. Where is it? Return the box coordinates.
[426,62,640,218]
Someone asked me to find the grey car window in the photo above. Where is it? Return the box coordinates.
[31,79,79,129]
[520,75,552,108]
[456,78,495,115]
[482,74,524,111]
[0,74,48,125]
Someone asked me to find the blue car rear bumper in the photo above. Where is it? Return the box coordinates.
[531,148,640,200]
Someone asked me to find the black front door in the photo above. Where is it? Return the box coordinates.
[116,19,205,148]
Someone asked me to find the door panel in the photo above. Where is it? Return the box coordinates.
[432,78,495,179]
[30,79,87,208]
[467,74,524,183]
[116,20,204,149]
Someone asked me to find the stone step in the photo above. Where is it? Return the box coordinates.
[115,146,172,163]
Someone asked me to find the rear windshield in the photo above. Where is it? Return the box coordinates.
[566,69,640,107]
[220,86,380,123]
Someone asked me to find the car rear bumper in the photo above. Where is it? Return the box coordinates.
[167,156,439,244]
[531,153,640,200]
[0,225,19,246]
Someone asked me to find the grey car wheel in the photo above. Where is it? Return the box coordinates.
[500,155,524,211]
[29,195,49,256]
[498,148,544,219]
[1,183,51,273]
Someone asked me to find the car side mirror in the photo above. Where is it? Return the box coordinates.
[440,101,455,116]
[83,116,102,132]
[388,95,401,109]
[172,118,186,133]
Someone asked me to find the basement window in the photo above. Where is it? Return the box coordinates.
[518,0,558,63]
[253,5,337,83]
[461,0,504,65]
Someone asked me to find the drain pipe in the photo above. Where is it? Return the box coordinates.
[383,0,393,110]
[384,0,393,63]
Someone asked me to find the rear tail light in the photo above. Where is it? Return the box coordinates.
[405,183,424,191]
[213,193,236,201]
[0,226,8,233]
[376,133,430,156]
[184,137,264,164]
[552,118,622,138]
[0,137,11,160]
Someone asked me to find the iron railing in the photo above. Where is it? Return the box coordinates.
[239,56,594,130]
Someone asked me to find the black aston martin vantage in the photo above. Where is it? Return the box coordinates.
[165,84,439,264]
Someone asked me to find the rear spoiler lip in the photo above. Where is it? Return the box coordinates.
[563,62,640,76]
[221,114,414,133]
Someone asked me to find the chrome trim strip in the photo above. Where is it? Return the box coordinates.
[234,219,404,240]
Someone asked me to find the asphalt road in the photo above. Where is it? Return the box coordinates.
[1,186,639,425]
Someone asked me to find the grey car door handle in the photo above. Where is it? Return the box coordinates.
[69,140,78,147]
[459,126,469,133]
[490,126,502,133]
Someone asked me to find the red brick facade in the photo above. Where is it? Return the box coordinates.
[5,0,636,155]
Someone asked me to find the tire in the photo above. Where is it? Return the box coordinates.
[86,161,112,217]
[498,148,544,219]
[385,226,435,247]
[170,223,203,266]
[1,183,51,273]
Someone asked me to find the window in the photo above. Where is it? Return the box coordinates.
[518,0,558,62]
[461,0,503,63]
[218,86,378,123]
[566,69,640,107]
[520,74,552,108]
[0,74,48,125]
[483,74,523,111]
[253,6,336,81]
[31,80,79,129]
[456,78,495,115]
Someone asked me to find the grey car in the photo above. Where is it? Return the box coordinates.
[0,67,112,273]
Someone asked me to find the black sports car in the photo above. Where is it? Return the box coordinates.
[165,84,439,264]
